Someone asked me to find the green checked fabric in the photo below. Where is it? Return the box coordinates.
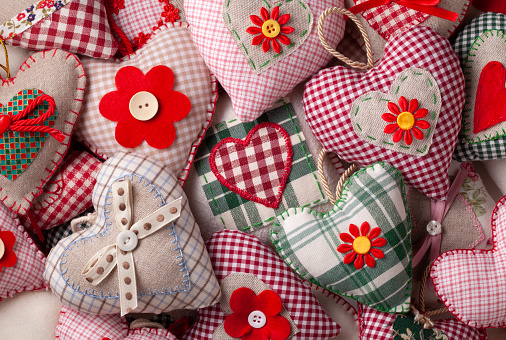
[194,100,326,232]
[271,162,412,313]
[42,207,94,252]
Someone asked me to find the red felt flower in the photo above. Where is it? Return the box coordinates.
[246,6,295,54]
[224,287,291,340]
[337,222,387,270]
[0,228,17,272]
[382,96,430,146]
[99,66,191,149]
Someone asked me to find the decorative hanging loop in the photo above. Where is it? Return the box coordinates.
[318,7,374,70]
[0,38,10,79]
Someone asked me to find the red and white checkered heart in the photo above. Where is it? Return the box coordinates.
[304,26,465,200]
[209,122,292,209]
[431,195,506,328]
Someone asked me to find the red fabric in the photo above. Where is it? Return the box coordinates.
[472,0,506,14]
[0,229,17,272]
[474,61,506,133]
[99,65,191,149]
[349,0,459,21]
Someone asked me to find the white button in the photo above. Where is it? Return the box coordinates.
[129,91,159,121]
[0,238,4,259]
[426,220,442,236]
[248,311,266,329]
[116,230,138,252]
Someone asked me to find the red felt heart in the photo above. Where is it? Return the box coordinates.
[474,61,506,133]
[209,122,293,209]
[0,115,11,135]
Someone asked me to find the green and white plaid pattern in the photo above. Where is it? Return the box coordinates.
[42,207,94,252]
[194,100,326,232]
[452,13,506,161]
[271,162,412,313]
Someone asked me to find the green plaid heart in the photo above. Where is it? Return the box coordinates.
[271,162,412,313]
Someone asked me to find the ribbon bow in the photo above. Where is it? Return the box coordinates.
[349,0,459,22]
[82,179,182,316]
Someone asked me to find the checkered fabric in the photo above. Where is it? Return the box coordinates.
[74,23,217,185]
[56,305,178,340]
[8,0,118,59]
[0,201,47,299]
[452,13,506,161]
[271,162,412,313]
[182,230,341,340]
[304,26,465,200]
[195,101,326,232]
[358,304,487,340]
[44,151,221,315]
[431,194,506,328]
[184,0,345,122]
[20,150,101,231]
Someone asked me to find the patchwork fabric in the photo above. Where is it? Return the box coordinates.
[194,101,326,232]
[75,23,217,185]
[304,26,465,200]
[45,151,221,315]
[431,194,506,328]
[0,201,47,300]
[452,13,506,161]
[185,0,346,121]
[5,0,118,59]
[271,162,412,313]
[183,230,341,340]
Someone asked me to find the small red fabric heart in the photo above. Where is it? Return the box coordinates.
[474,61,506,134]
[0,116,11,134]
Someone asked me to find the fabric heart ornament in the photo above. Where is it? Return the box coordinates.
[74,22,217,185]
[452,13,506,161]
[1,0,118,59]
[0,49,85,215]
[185,0,346,121]
[183,230,342,339]
[44,151,221,315]
[271,162,412,313]
[304,25,465,200]
[430,194,506,328]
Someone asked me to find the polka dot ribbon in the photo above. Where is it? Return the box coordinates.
[81,179,182,316]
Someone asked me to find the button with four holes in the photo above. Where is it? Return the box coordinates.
[129,91,159,121]
[247,310,267,329]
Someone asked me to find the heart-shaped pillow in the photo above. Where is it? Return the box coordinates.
[271,162,412,313]
[304,25,465,200]
[74,22,217,185]
[184,0,346,121]
[431,194,506,328]
[452,13,506,161]
[0,49,86,215]
[44,151,221,315]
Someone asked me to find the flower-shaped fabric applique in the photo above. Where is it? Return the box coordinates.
[99,65,191,149]
[337,222,387,269]
[382,96,430,145]
[0,228,16,272]
[224,287,291,340]
[247,6,295,54]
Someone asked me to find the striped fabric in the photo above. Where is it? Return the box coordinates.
[271,162,412,313]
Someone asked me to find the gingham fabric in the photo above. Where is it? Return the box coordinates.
[55,305,178,340]
[184,0,345,122]
[182,230,341,340]
[431,194,506,328]
[358,304,487,340]
[194,101,326,232]
[271,162,412,313]
[7,0,118,59]
[20,150,101,231]
[304,26,465,200]
[0,201,47,299]
[44,151,221,315]
[452,13,506,161]
[75,22,217,185]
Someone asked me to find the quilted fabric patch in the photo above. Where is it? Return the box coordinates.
[183,230,341,340]
[194,100,325,232]
[271,162,412,313]
[304,26,465,200]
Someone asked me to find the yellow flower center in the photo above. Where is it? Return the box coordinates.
[397,111,415,130]
[262,19,281,38]
[353,236,371,255]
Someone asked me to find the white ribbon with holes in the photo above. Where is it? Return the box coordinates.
[81,179,182,316]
